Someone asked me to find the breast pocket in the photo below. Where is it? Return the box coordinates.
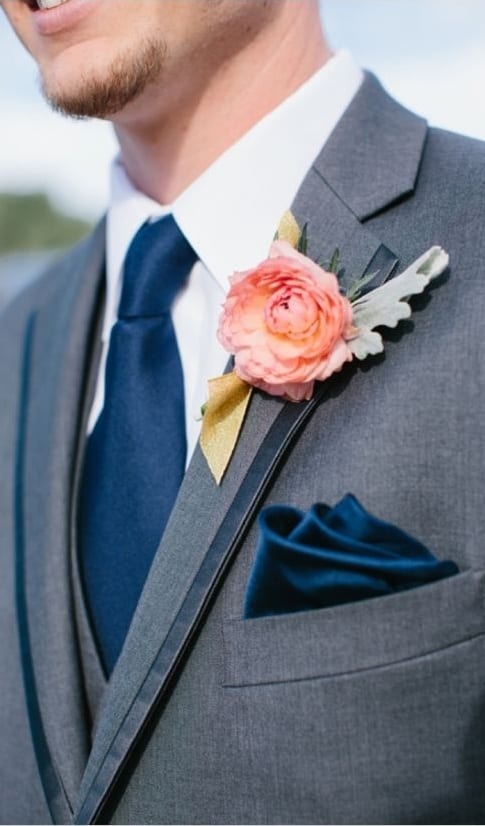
[222,569,485,687]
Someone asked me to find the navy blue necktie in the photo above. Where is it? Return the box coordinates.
[79,214,197,674]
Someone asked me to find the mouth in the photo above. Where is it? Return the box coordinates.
[21,0,98,34]
[24,0,71,8]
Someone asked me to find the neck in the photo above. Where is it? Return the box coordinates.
[113,4,331,204]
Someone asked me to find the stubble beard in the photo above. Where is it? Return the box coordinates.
[41,37,167,119]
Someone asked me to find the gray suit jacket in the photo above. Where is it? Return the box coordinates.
[1,74,485,825]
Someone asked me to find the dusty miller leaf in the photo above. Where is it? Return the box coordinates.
[348,246,449,360]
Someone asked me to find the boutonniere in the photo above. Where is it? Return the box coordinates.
[201,211,448,484]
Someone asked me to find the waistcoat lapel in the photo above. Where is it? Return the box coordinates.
[15,221,106,822]
[75,74,427,823]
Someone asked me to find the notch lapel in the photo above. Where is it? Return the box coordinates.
[15,222,106,822]
[291,72,427,287]
[75,75,427,824]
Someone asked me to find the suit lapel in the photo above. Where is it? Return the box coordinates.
[15,222,106,822]
[75,75,427,824]
[291,72,426,287]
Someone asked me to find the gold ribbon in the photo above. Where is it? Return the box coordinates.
[200,372,253,485]
[276,210,301,247]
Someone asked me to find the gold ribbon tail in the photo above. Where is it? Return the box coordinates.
[200,372,253,485]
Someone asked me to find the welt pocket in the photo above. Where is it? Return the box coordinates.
[222,569,485,687]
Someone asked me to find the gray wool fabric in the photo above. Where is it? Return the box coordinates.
[1,74,485,824]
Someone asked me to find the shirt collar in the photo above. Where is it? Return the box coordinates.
[106,50,362,337]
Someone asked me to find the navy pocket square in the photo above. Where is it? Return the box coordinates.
[243,494,459,619]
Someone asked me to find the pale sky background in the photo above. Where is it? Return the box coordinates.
[1,0,484,221]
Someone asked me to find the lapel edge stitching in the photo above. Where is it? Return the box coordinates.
[14,312,74,824]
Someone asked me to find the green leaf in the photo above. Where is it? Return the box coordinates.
[346,270,379,302]
[297,223,308,255]
[328,247,340,275]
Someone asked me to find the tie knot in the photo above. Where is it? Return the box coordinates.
[119,214,197,319]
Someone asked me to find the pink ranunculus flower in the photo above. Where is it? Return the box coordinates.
[218,240,355,401]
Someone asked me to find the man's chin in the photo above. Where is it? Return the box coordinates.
[41,73,122,120]
[39,38,166,120]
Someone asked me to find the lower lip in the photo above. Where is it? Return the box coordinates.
[32,0,100,35]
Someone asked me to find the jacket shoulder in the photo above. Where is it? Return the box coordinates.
[420,126,485,198]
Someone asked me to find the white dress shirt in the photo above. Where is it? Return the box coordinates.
[88,50,363,463]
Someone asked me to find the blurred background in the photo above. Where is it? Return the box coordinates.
[1,0,484,305]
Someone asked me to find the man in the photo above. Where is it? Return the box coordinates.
[1,0,485,823]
